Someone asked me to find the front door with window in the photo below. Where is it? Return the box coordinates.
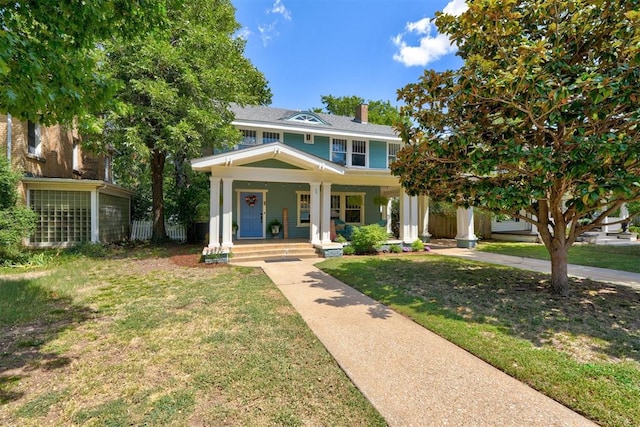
[239,192,264,238]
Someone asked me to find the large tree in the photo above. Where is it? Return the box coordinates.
[101,0,271,241]
[392,0,640,295]
[0,0,168,125]
[315,95,401,126]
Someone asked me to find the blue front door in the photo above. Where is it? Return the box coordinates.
[239,192,264,238]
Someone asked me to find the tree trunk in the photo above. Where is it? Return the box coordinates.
[150,148,167,242]
[549,238,570,296]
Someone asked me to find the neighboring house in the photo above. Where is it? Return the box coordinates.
[0,114,132,247]
[191,104,478,251]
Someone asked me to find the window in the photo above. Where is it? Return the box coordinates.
[331,192,364,225]
[263,132,280,143]
[72,140,80,171]
[297,192,311,226]
[289,113,325,124]
[331,138,347,165]
[29,190,91,245]
[27,121,41,156]
[352,140,366,167]
[241,129,257,145]
[331,138,368,167]
[388,143,401,167]
[104,155,112,183]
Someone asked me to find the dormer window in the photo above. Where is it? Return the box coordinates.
[283,112,328,125]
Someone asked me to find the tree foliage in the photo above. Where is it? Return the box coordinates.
[392,0,640,294]
[101,0,271,241]
[315,95,401,126]
[0,157,37,263]
[0,0,168,126]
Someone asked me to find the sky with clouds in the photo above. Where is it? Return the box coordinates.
[232,0,466,111]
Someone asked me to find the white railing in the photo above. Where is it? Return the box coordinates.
[131,220,187,242]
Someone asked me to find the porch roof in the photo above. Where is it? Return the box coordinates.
[191,142,345,175]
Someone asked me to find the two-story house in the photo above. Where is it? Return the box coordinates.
[191,104,479,252]
[1,114,132,247]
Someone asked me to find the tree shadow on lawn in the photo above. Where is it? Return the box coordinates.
[319,255,640,364]
[0,277,93,404]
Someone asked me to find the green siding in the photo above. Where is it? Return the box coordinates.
[369,140,388,169]
[284,132,330,160]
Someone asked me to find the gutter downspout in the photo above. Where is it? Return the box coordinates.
[6,113,11,161]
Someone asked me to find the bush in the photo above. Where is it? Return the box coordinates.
[411,239,425,252]
[350,225,388,255]
[334,234,347,243]
[389,244,402,253]
[342,245,355,255]
[0,157,37,264]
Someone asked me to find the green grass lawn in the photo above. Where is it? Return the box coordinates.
[318,254,640,427]
[0,246,385,426]
[478,241,640,273]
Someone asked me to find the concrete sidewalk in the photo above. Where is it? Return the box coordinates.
[434,247,640,290]
[250,258,597,426]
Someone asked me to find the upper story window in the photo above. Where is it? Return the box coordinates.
[331,138,347,166]
[388,142,401,167]
[27,121,41,156]
[331,138,367,167]
[263,132,280,143]
[72,139,80,171]
[241,129,257,145]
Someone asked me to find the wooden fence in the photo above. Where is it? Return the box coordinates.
[131,220,187,242]
[428,213,492,239]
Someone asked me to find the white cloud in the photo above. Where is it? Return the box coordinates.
[235,26,251,40]
[269,0,291,21]
[392,0,468,67]
[442,0,468,16]
[259,23,278,47]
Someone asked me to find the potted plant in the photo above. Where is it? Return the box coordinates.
[232,221,238,235]
[268,218,282,236]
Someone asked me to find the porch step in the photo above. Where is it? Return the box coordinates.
[229,241,321,263]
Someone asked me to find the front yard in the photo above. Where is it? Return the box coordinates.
[0,246,385,426]
[318,254,640,427]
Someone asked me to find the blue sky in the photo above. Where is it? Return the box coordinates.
[232,0,466,111]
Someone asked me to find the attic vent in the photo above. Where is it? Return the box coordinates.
[305,134,313,144]
[283,112,329,125]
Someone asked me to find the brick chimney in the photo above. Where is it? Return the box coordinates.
[355,103,368,124]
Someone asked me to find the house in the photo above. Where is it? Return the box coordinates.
[0,114,132,247]
[191,104,480,253]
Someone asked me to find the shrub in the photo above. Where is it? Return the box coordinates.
[389,244,402,253]
[334,234,347,243]
[350,225,388,255]
[0,157,37,264]
[342,245,355,255]
[411,239,425,252]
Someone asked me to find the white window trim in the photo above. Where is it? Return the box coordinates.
[27,121,41,156]
[331,192,366,225]
[387,142,401,169]
[330,138,369,168]
[296,191,311,227]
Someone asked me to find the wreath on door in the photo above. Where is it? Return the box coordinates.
[245,194,257,207]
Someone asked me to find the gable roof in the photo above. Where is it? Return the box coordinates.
[191,142,345,175]
[230,104,401,141]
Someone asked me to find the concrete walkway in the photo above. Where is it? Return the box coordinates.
[245,256,600,426]
[435,247,640,290]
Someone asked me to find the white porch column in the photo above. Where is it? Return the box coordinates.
[419,195,431,242]
[310,182,321,245]
[455,207,477,248]
[91,189,99,243]
[409,195,419,242]
[221,178,234,248]
[385,198,393,234]
[208,176,221,248]
[400,191,420,243]
[620,203,629,221]
[321,182,332,243]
